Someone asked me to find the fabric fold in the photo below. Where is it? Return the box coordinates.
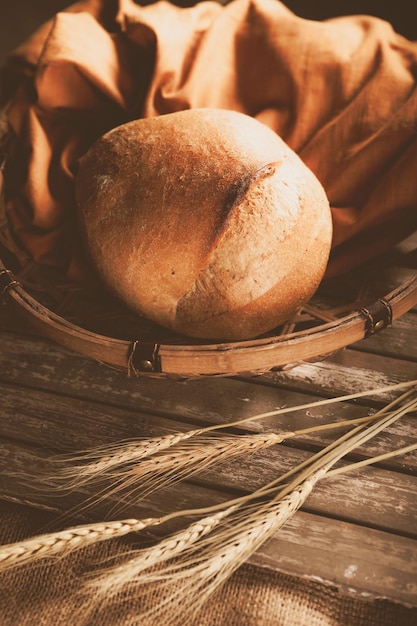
[1,0,417,282]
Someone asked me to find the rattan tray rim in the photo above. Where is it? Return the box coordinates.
[2,257,417,376]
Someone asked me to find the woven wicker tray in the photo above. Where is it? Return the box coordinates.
[1,110,417,377]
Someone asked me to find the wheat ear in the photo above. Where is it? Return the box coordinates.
[53,429,203,486]
[80,468,327,626]
[78,389,417,624]
[50,408,399,516]
[0,407,381,575]
[0,517,160,571]
[85,505,238,600]
[87,431,290,505]
[40,384,414,519]
[1,385,414,580]
[49,378,417,481]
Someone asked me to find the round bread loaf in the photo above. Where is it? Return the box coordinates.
[75,109,332,340]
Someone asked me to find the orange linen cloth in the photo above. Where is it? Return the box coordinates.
[2,0,417,281]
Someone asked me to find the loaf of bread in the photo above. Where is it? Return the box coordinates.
[75,109,332,340]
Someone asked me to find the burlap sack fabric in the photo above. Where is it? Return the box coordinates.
[0,500,416,626]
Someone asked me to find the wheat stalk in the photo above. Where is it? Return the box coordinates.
[53,429,204,486]
[81,469,326,626]
[0,383,415,594]
[33,381,417,522]
[0,517,160,571]
[0,409,392,574]
[47,408,403,514]
[327,441,417,476]
[202,379,417,432]
[75,389,417,624]
[85,432,290,504]
[86,505,238,600]
[49,378,417,482]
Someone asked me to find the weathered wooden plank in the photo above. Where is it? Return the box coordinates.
[350,310,417,361]
[0,439,416,607]
[1,330,416,542]
[255,348,417,401]
[251,510,417,607]
[0,382,193,451]
[1,325,416,443]
[1,380,416,469]
[0,397,416,540]
[201,453,417,538]
[0,327,293,426]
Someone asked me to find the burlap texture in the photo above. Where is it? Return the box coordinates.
[0,500,416,625]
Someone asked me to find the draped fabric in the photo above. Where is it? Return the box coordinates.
[2,0,417,281]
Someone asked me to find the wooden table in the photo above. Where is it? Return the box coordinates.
[0,266,417,608]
